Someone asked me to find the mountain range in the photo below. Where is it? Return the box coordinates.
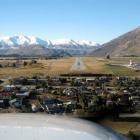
[0,35,100,56]
[91,27,140,57]
[1,27,140,57]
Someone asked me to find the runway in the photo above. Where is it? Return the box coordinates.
[71,57,86,71]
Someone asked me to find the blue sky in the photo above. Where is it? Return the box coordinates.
[0,0,140,44]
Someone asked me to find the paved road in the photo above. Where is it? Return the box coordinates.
[71,57,86,71]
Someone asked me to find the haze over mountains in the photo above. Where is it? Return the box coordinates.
[92,27,140,57]
[0,35,99,56]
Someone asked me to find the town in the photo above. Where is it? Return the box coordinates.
[0,73,139,119]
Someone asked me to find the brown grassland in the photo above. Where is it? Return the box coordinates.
[0,57,75,78]
[0,57,139,78]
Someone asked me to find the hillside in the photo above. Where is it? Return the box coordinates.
[92,27,140,57]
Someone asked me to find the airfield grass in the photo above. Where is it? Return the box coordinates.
[83,57,140,76]
[38,57,75,75]
[105,65,140,76]
[99,119,140,136]
[83,57,111,74]
[0,57,139,78]
[0,57,75,78]
[106,57,140,76]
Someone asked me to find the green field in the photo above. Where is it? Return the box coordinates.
[83,57,140,76]
[105,64,139,76]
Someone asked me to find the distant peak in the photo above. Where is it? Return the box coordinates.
[0,35,99,50]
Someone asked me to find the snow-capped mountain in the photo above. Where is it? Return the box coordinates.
[0,35,100,56]
[0,35,50,49]
[51,39,99,49]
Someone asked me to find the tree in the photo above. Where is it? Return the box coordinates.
[23,61,28,66]
[12,63,16,67]
[106,54,110,59]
